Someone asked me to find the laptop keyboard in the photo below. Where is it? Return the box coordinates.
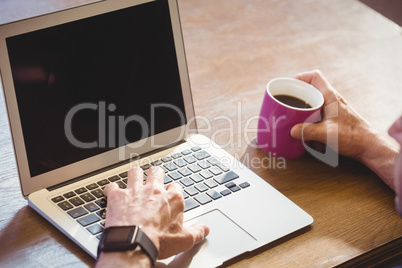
[51,146,250,239]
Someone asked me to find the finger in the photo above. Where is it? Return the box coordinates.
[186,224,210,245]
[126,167,144,190]
[166,182,185,213]
[294,70,340,104]
[291,122,328,144]
[174,224,210,252]
[158,223,210,259]
[166,181,183,194]
[103,181,120,197]
[145,166,165,186]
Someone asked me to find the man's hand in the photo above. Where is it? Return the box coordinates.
[290,70,398,190]
[290,70,375,160]
[97,166,209,266]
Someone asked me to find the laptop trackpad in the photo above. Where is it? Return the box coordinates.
[158,209,256,268]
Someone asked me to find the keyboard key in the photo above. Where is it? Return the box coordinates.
[164,175,173,184]
[97,179,109,186]
[51,196,64,203]
[176,181,185,189]
[184,187,199,196]
[95,198,107,208]
[189,173,204,183]
[178,168,192,177]
[199,170,213,179]
[230,185,241,192]
[87,223,104,235]
[181,149,192,155]
[194,193,212,205]
[96,209,107,219]
[204,179,218,188]
[91,189,104,198]
[188,164,201,173]
[174,158,187,168]
[195,183,208,192]
[75,187,87,194]
[240,182,250,188]
[84,202,99,212]
[67,207,88,219]
[163,162,178,171]
[214,171,239,184]
[86,183,98,190]
[184,198,200,212]
[206,190,222,200]
[225,182,236,188]
[180,177,194,187]
[209,166,223,176]
[197,161,211,169]
[141,163,152,170]
[207,157,220,166]
[193,151,210,160]
[80,193,95,202]
[220,189,231,196]
[63,191,76,198]
[191,146,201,152]
[108,175,120,182]
[58,201,74,211]
[69,197,85,206]
[171,153,182,159]
[217,164,230,172]
[161,156,173,162]
[161,166,169,173]
[119,171,128,178]
[168,171,182,180]
[183,155,196,164]
[151,160,163,166]
[77,214,100,227]
[116,181,126,189]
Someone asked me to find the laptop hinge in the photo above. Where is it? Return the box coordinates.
[46,139,187,191]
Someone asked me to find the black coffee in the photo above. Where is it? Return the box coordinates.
[273,94,312,109]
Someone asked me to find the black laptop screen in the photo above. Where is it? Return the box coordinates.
[6,0,187,177]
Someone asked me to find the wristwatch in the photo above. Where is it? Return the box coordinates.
[97,225,158,267]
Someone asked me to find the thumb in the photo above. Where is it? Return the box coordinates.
[185,223,210,245]
[158,224,210,259]
[291,122,327,144]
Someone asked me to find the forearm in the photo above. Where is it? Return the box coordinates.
[359,130,399,190]
[96,249,152,268]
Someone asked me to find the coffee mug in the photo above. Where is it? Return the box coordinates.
[257,77,324,158]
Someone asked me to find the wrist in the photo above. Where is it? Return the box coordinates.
[97,248,151,268]
[358,130,399,189]
[97,226,159,267]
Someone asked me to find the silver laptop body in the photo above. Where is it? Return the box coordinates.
[0,0,313,267]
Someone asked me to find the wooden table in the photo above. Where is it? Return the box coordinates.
[1,0,401,267]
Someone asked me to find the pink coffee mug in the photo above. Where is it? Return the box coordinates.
[257,77,324,158]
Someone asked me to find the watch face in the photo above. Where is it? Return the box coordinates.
[106,226,134,243]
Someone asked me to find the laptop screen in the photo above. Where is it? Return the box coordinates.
[5,0,186,177]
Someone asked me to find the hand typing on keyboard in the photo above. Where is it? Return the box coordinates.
[96,166,210,267]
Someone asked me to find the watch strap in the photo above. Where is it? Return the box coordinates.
[135,227,158,267]
[97,226,158,267]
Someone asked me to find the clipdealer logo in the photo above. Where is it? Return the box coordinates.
[63,101,339,169]
[64,101,186,150]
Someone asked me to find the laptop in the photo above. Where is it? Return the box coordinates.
[0,0,313,267]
